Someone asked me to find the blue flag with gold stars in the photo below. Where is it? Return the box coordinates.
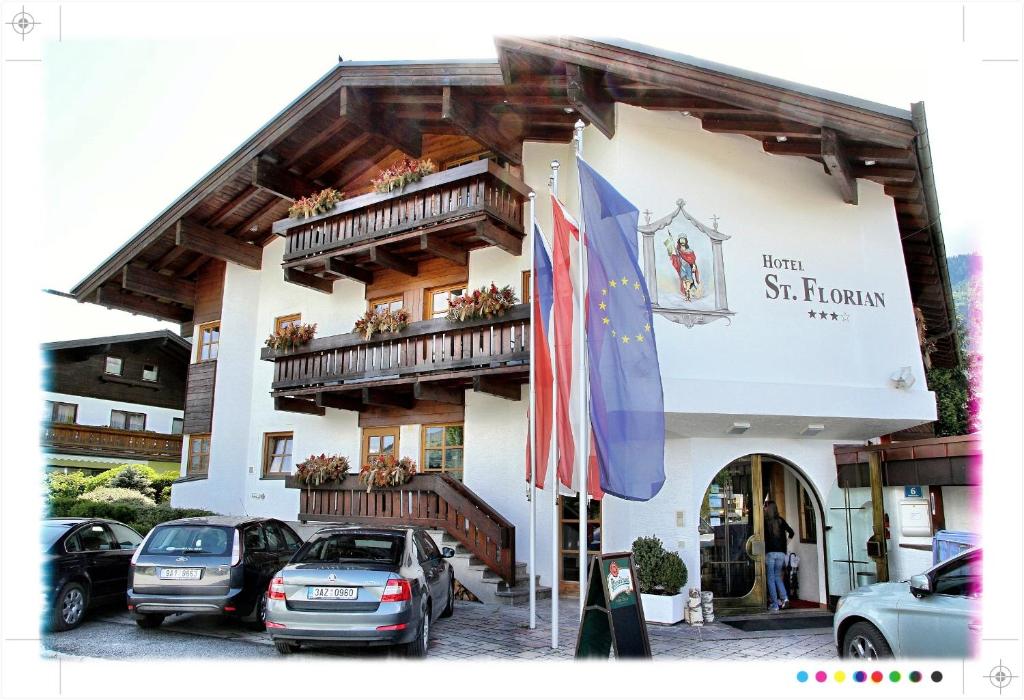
[578,158,666,501]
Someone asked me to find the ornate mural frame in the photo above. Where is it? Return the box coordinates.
[639,199,736,328]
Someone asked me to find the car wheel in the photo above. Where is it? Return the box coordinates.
[52,582,88,632]
[842,621,893,659]
[249,595,268,631]
[135,614,165,629]
[440,577,455,618]
[404,604,430,658]
[273,640,298,655]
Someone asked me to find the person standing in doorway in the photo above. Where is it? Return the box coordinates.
[764,500,795,611]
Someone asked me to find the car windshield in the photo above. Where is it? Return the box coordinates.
[42,523,72,549]
[142,525,232,556]
[295,533,403,565]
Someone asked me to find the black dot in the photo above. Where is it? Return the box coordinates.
[931,671,943,683]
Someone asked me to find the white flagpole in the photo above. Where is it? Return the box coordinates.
[549,159,560,650]
[527,191,537,630]
[573,119,588,619]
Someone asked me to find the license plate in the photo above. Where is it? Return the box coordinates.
[159,567,202,580]
[308,586,357,600]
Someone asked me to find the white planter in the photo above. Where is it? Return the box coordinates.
[640,592,685,624]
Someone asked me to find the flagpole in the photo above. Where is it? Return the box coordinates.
[573,119,588,619]
[549,159,560,650]
[527,191,537,631]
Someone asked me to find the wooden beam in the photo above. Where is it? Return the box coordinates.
[315,392,364,412]
[473,376,522,401]
[413,382,465,405]
[121,266,196,306]
[702,118,819,138]
[205,185,261,228]
[820,128,858,205]
[175,220,262,270]
[420,234,467,266]
[369,247,418,277]
[283,267,334,294]
[474,220,522,256]
[250,157,318,201]
[274,397,325,416]
[361,388,414,409]
[339,86,422,157]
[852,166,917,184]
[440,87,523,164]
[308,133,373,180]
[95,287,192,323]
[565,64,615,139]
[324,257,374,284]
[152,245,190,273]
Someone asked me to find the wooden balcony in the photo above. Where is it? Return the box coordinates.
[271,159,530,293]
[261,304,529,412]
[286,472,517,585]
[42,423,183,461]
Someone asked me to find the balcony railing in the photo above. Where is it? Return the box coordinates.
[272,159,530,290]
[261,304,529,397]
[42,423,183,461]
[286,472,517,585]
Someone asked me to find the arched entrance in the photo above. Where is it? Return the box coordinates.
[699,454,826,614]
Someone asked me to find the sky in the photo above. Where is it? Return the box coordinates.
[16,2,1022,340]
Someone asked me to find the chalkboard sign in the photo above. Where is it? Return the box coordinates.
[574,552,652,659]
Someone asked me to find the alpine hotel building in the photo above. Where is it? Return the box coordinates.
[69,38,975,611]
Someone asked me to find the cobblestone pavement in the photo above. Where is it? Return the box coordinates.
[43,598,836,661]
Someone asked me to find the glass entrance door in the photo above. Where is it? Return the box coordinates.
[699,455,766,612]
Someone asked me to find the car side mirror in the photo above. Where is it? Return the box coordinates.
[441,547,455,559]
[909,573,932,598]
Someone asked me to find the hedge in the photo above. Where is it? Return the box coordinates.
[46,499,215,536]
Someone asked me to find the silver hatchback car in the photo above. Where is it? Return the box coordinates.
[266,526,455,657]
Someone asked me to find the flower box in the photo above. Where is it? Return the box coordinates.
[641,592,686,625]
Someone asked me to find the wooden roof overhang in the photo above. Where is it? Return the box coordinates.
[70,37,958,368]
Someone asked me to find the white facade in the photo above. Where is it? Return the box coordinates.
[173,104,950,599]
[43,390,183,435]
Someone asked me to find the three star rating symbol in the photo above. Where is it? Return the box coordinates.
[807,309,849,322]
[599,276,650,346]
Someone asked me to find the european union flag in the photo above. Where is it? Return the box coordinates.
[578,158,666,501]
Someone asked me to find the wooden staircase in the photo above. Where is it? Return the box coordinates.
[425,530,552,606]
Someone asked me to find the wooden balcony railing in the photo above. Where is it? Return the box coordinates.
[286,472,517,585]
[272,160,530,292]
[42,423,183,461]
[261,304,529,395]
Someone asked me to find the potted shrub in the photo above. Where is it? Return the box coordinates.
[353,308,410,340]
[265,322,317,352]
[632,535,688,624]
[294,454,350,487]
[370,158,436,193]
[288,188,345,219]
[445,283,518,323]
[358,454,417,493]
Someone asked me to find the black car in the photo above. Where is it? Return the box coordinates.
[43,517,145,631]
[128,516,302,630]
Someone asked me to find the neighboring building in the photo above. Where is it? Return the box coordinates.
[42,330,191,474]
[66,38,970,610]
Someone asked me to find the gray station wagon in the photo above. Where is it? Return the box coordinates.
[266,525,455,657]
[128,516,302,629]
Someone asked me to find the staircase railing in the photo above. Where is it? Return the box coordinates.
[285,472,516,586]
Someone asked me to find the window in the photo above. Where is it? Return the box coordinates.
[415,531,442,562]
[142,363,159,382]
[362,426,400,466]
[171,417,184,435]
[559,496,602,587]
[75,524,117,552]
[369,296,404,315]
[108,523,143,550]
[933,553,982,597]
[426,284,467,320]
[110,410,146,431]
[798,484,817,544]
[422,423,464,481]
[262,432,294,478]
[187,434,211,475]
[142,525,231,556]
[104,356,124,376]
[46,401,78,424]
[522,270,531,305]
[295,533,404,565]
[244,525,267,553]
[443,151,493,170]
[274,313,301,334]
[197,321,220,362]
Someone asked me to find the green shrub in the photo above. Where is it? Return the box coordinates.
[631,535,666,595]
[80,487,156,508]
[47,496,80,517]
[45,472,89,500]
[151,471,180,504]
[64,500,215,535]
[84,464,158,493]
[107,464,156,497]
[654,551,687,594]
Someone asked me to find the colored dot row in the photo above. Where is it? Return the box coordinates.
[796,670,942,683]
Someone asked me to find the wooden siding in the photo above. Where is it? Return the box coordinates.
[358,399,465,429]
[183,360,217,434]
[365,256,467,322]
[193,259,226,325]
[42,423,182,461]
